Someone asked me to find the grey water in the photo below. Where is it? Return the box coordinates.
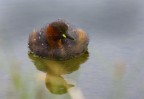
[1,0,144,99]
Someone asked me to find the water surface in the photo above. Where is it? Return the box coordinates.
[1,0,144,99]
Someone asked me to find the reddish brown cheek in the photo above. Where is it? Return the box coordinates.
[46,25,59,37]
[58,40,63,48]
[47,38,56,48]
[44,25,63,49]
[47,38,62,49]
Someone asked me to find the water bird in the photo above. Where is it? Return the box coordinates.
[28,19,89,60]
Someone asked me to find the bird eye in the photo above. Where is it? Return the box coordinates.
[62,34,67,38]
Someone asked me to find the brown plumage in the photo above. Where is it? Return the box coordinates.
[28,19,89,60]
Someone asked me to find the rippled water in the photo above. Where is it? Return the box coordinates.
[1,0,144,99]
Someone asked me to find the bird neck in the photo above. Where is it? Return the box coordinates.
[47,37,63,49]
[45,25,63,49]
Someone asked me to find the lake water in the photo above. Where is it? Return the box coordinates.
[1,0,144,99]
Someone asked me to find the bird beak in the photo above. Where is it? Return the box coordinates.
[66,34,74,40]
[62,33,74,40]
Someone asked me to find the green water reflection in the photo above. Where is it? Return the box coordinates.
[28,52,89,95]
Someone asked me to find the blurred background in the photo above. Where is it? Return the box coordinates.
[0,0,144,99]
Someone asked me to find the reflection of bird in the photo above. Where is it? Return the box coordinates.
[45,74,74,94]
[28,19,89,60]
[28,52,89,94]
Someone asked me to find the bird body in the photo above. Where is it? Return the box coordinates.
[28,20,89,60]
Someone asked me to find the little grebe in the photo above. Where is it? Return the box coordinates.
[28,19,89,60]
